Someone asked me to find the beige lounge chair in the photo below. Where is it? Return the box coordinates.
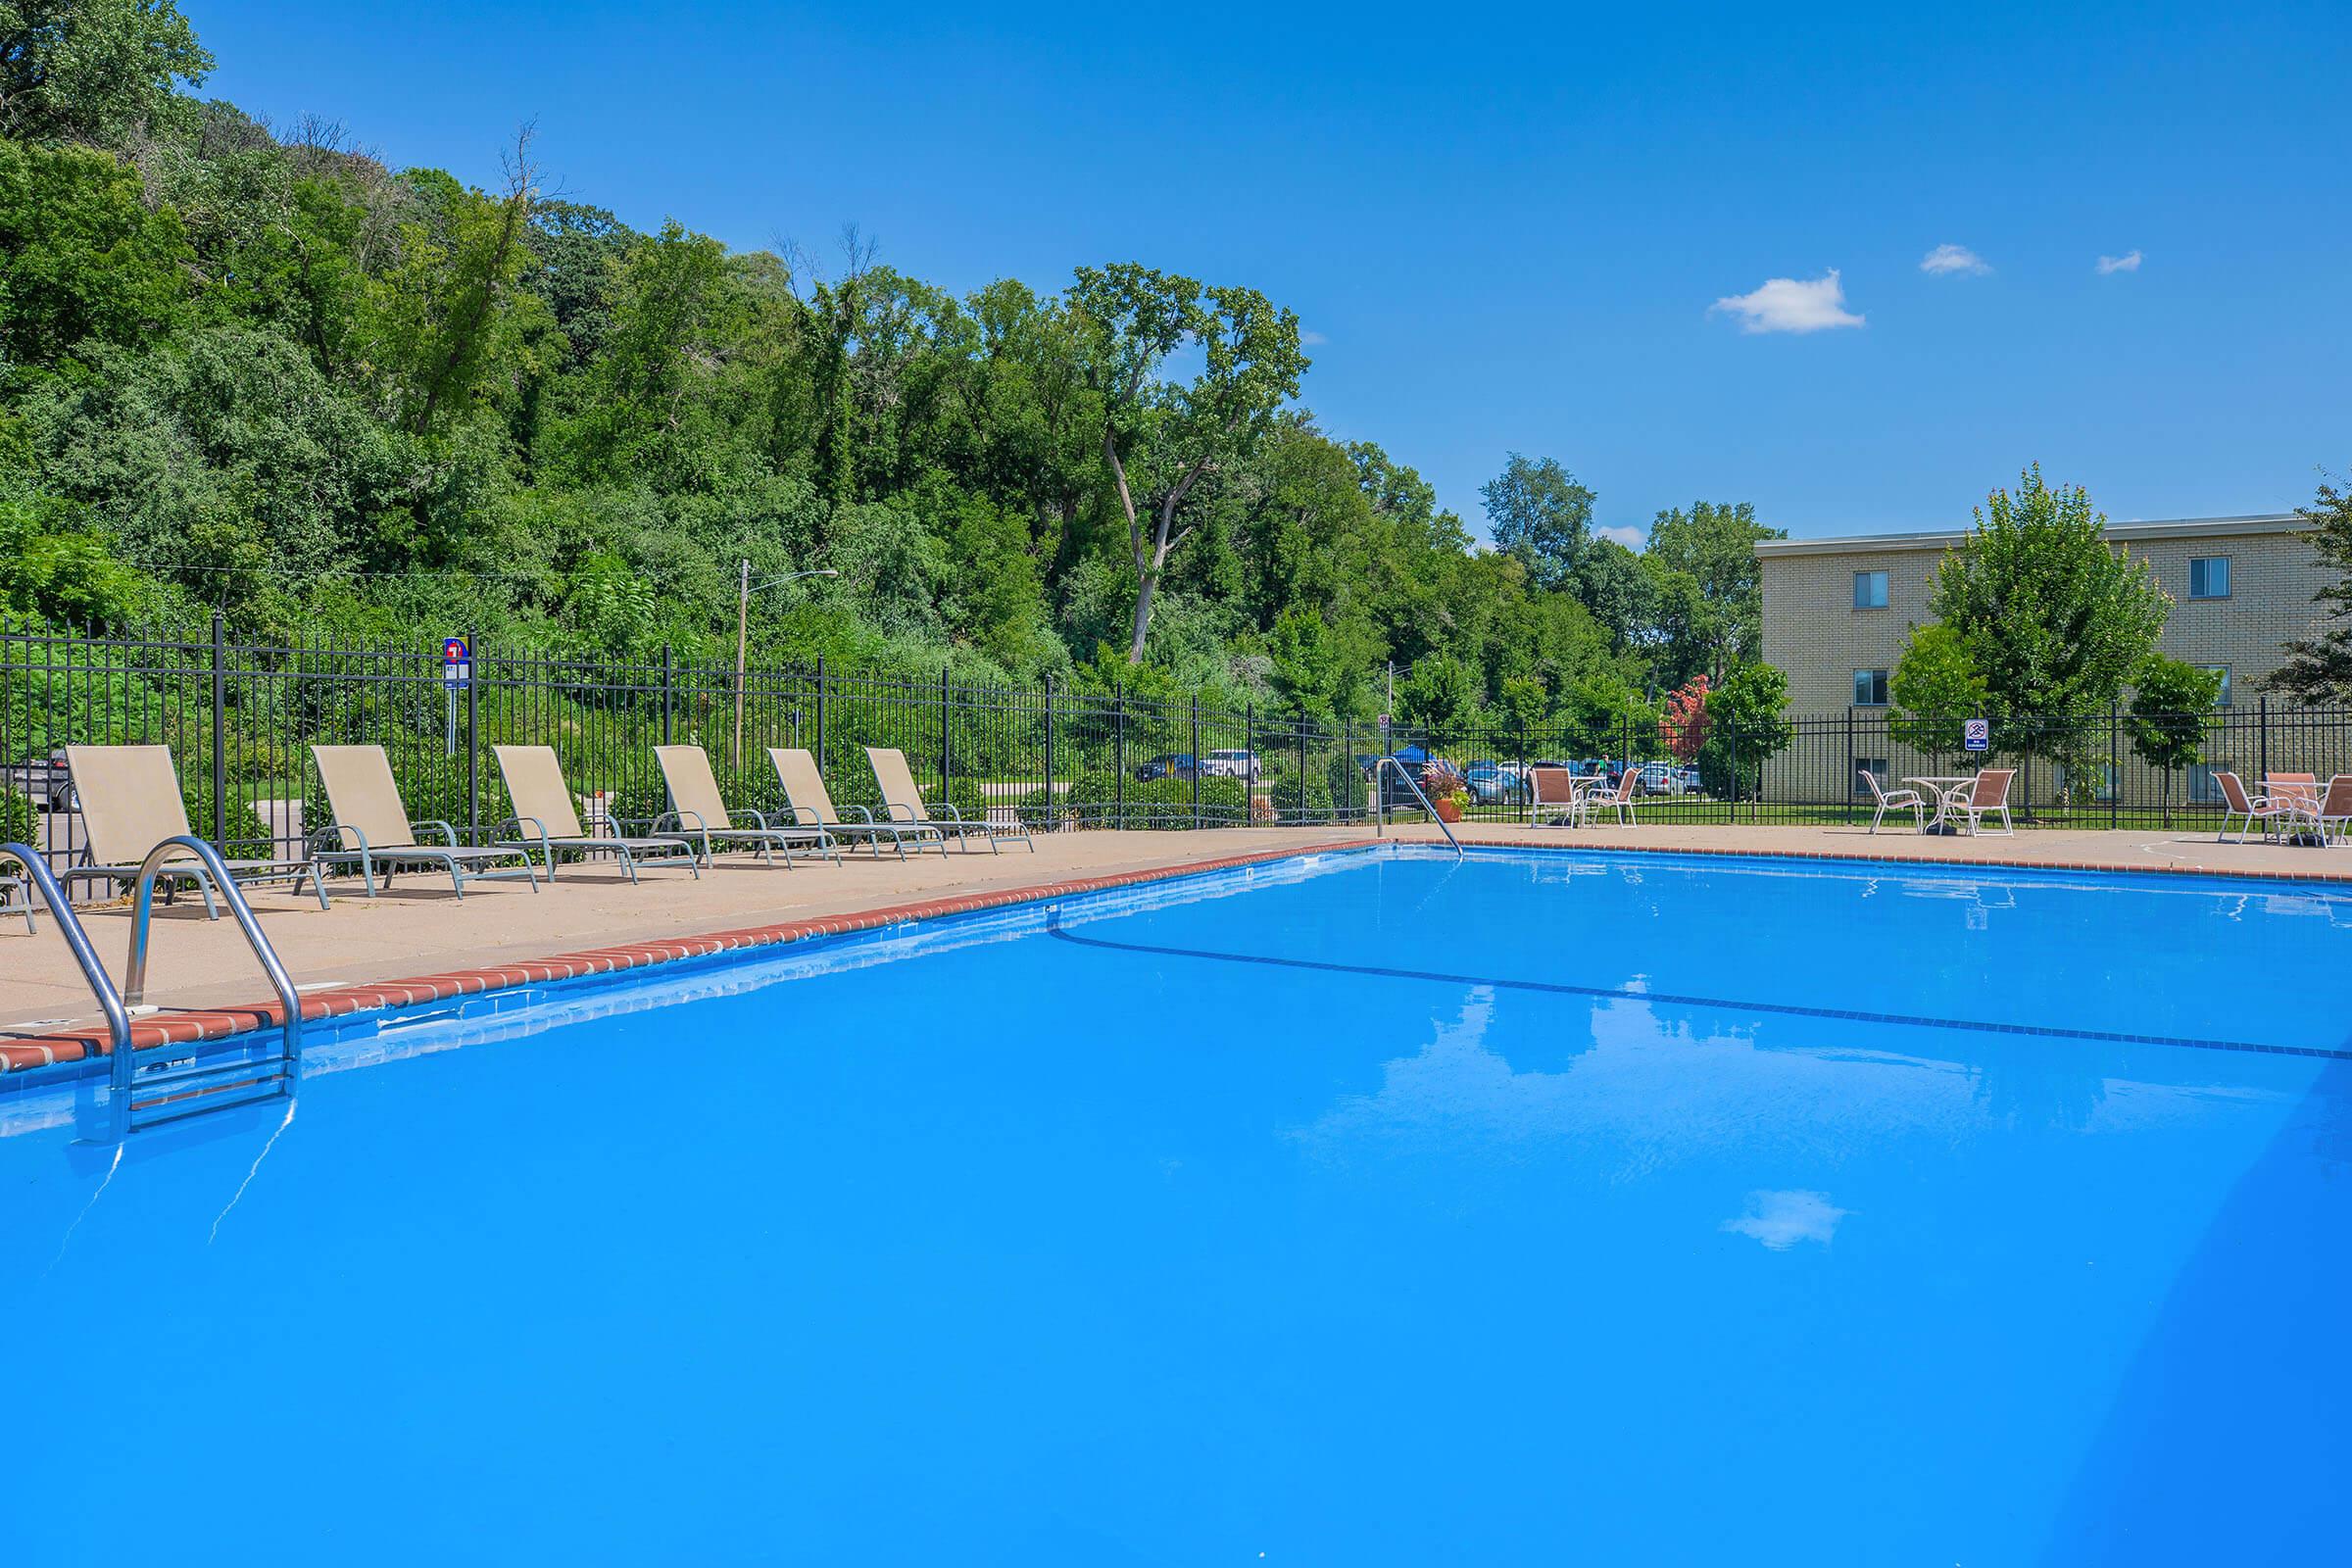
[311,745,539,898]
[64,744,326,912]
[492,745,699,882]
[1951,767,2015,836]
[766,747,934,858]
[1528,766,1580,827]
[653,745,836,867]
[1859,768,1925,834]
[2215,770,2292,844]
[865,746,1034,854]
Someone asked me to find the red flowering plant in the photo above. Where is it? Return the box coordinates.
[1658,675,1711,763]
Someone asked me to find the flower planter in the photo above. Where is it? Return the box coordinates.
[1434,799,1464,824]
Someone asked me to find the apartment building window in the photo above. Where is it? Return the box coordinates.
[2187,764,2226,806]
[2187,556,2230,600]
[1852,570,1888,610]
[2200,664,2231,707]
[1853,668,1889,707]
[1852,759,1889,798]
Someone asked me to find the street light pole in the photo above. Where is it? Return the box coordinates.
[733,564,838,770]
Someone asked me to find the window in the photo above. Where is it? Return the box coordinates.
[2200,664,2231,707]
[2188,556,2230,600]
[2187,764,2226,806]
[1852,570,1889,610]
[2055,763,2119,804]
[1852,759,1889,798]
[1852,668,1889,707]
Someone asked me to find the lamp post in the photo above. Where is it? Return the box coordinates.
[735,562,838,768]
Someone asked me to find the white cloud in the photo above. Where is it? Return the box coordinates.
[1722,1190,1849,1250]
[1710,270,1865,334]
[1299,328,1328,346]
[1920,243,1989,276]
[2096,250,2143,274]
[1595,524,1646,550]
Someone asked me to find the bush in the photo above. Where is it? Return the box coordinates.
[1021,769,1246,829]
[0,784,32,847]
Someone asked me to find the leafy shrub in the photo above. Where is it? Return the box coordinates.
[0,784,32,847]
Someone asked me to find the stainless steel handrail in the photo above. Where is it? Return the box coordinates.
[1371,757,1464,859]
[0,844,131,1061]
[122,837,304,1097]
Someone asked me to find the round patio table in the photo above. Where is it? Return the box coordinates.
[1903,774,1977,836]
[2264,776,2326,846]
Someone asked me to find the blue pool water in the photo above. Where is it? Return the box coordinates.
[4,847,2349,1564]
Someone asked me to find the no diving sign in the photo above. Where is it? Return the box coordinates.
[1964,718,1989,753]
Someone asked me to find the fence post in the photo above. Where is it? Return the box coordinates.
[1726,710,1739,823]
[1246,702,1255,825]
[1114,680,1125,830]
[2109,701,2121,828]
[1844,707,1855,827]
[1042,677,1055,831]
[661,645,674,746]
[1297,716,1306,823]
[466,626,480,844]
[814,655,827,776]
[1343,715,1354,823]
[2259,694,2270,784]
[209,611,227,846]
[1191,694,1201,829]
[940,666,952,799]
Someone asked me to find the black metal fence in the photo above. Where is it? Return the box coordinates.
[6,614,2350,883]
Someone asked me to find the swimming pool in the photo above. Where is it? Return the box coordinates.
[4,846,2347,1563]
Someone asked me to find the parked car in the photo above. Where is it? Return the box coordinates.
[1636,761,1690,796]
[1462,760,1528,805]
[1200,749,1262,781]
[1134,753,1199,782]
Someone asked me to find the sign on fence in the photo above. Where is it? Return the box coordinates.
[441,636,470,688]
[1964,717,1989,753]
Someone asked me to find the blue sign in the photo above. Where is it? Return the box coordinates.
[442,636,470,688]
[1964,717,1989,753]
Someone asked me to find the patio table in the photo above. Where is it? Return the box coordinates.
[1903,774,1977,836]
[2265,776,2327,846]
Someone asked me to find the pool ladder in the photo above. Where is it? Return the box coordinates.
[2,837,304,1134]
[1370,757,1465,859]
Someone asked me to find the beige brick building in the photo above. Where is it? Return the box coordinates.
[1753,514,2331,805]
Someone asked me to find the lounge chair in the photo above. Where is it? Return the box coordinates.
[653,745,837,867]
[865,745,1035,854]
[2281,773,2352,846]
[491,745,700,883]
[1859,768,1925,834]
[766,747,935,859]
[2215,770,2293,844]
[1582,768,1640,827]
[310,745,540,898]
[1528,766,1581,827]
[1951,767,2015,836]
[63,744,327,912]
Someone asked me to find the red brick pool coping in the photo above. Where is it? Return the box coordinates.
[7,830,2347,1074]
[0,839,1379,1073]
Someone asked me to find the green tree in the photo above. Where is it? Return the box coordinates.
[0,0,211,145]
[1396,653,1479,740]
[1267,603,1344,719]
[1644,500,1784,679]
[1480,453,1592,593]
[0,137,190,374]
[2263,472,2352,705]
[1928,466,2170,792]
[1066,262,1306,662]
[2128,655,2223,825]
[1696,661,1790,801]
[1888,621,1989,762]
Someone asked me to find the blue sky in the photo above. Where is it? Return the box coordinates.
[189,0,2350,541]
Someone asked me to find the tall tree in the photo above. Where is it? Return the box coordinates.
[1644,500,1784,680]
[1067,262,1304,662]
[0,0,210,145]
[2263,472,2352,705]
[1479,453,1592,593]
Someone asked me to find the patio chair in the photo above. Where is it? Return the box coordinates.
[1950,767,2015,837]
[1582,768,1640,827]
[653,745,837,868]
[1528,766,1581,828]
[310,745,540,899]
[63,744,327,913]
[491,745,700,883]
[865,746,1035,854]
[1,858,31,934]
[1859,767,1925,835]
[2281,773,2352,846]
[2215,770,2294,844]
[767,747,935,859]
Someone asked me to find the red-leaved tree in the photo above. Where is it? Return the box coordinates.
[1658,675,1710,762]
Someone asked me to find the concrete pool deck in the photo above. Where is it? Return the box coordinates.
[4,819,2346,1067]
